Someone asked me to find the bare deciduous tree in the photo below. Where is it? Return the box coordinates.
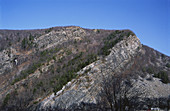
[100,67,144,111]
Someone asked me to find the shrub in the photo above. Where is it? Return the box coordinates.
[37,81,43,88]
[101,33,124,56]
[11,77,21,85]
[51,67,55,74]
[21,38,28,49]
[106,32,116,40]
[21,37,34,50]
[8,42,12,46]
[127,31,135,37]
[40,50,48,57]
[29,34,34,41]
[18,37,21,42]
[142,67,146,72]
[33,88,37,94]
[66,50,72,55]
[33,101,38,104]
[166,63,170,68]
[45,28,53,33]
[84,68,91,74]
[54,47,60,52]
[97,29,100,33]
[3,93,10,106]
[115,30,121,34]
[146,67,154,74]
[154,71,169,83]
[161,54,165,58]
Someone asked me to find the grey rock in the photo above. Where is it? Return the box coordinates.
[38,35,143,110]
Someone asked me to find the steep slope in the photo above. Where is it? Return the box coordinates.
[0,26,169,111]
[37,34,142,110]
[36,35,170,111]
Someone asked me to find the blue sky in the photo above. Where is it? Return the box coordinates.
[0,0,169,56]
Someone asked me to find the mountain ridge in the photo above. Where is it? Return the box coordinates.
[0,26,169,110]
[0,26,168,56]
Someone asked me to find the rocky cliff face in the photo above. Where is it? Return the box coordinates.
[37,34,142,110]
[0,26,169,111]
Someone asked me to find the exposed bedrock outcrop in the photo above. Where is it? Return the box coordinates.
[37,35,142,110]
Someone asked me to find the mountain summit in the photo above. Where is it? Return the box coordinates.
[0,26,169,111]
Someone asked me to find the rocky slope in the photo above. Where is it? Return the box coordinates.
[0,26,169,111]
[37,34,142,110]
